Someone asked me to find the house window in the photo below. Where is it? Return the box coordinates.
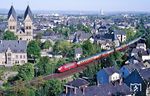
[13,26,15,29]
[29,26,31,29]
[10,26,12,29]
[8,57,11,61]
[23,55,26,59]
[15,61,19,64]
[26,26,28,29]
[21,60,25,64]
[27,32,31,35]
[16,55,18,59]
[8,53,11,56]
[20,55,22,59]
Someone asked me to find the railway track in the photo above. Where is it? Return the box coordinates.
[31,36,143,83]
[30,64,88,84]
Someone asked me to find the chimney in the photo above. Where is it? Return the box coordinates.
[0,40,2,44]
[97,80,100,86]
[74,88,77,94]
[82,87,85,95]
[119,78,123,85]
[65,86,68,94]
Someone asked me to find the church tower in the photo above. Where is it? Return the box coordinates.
[8,5,17,33]
[23,5,33,41]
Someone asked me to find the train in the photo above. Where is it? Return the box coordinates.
[58,36,142,73]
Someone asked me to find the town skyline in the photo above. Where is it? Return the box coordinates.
[0,0,150,12]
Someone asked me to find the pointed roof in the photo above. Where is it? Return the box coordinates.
[8,5,17,20]
[24,5,33,21]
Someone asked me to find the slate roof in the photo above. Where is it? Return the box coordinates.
[103,67,120,76]
[93,33,115,41]
[74,31,92,40]
[114,30,126,35]
[131,48,139,54]
[136,43,146,48]
[8,5,17,20]
[139,68,150,81]
[63,83,132,96]
[84,83,132,96]
[123,62,145,73]
[24,5,33,20]
[65,78,89,88]
[147,49,150,54]
[0,40,27,53]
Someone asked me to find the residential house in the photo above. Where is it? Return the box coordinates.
[92,33,119,49]
[141,50,150,61]
[99,40,113,50]
[124,69,150,96]
[71,31,92,43]
[62,81,133,96]
[97,25,109,35]
[131,48,140,57]
[143,60,150,68]
[0,40,27,66]
[96,67,121,84]
[120,62,145,78]
[64,78,89,95]
[136,43,147,51]
[74,48,83,60]
[114,30,126,42]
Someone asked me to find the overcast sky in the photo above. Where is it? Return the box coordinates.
[0,0,150,12]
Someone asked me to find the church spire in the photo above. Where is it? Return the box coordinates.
[8,5,17,21]
[24,5,33,21]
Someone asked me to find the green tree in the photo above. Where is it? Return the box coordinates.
[77,24,91,33]
[82,40,101,56]
[27,40,41,58]
[53,40,73,56]
[123,28,136,41]
[16,63,34,81]
[109,51,125,68]
[146,34,150,48]
[33,79,63,96]
[45,79,63,96]
[36,56,52,76]
[41,40,52,49]
[81,63,101,85]
[3,31,18,40]
[10,80,30,96]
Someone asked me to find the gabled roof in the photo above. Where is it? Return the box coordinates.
[24,5,33,21]
[0,40,27,53]
[139,68,150,81]
[103,67,120,76]
[65,78,89,88]
[114,30,126,35]
[84,83,132,96]
[63,83,132,96]
[122,62,145,73]
[8,5,17,21]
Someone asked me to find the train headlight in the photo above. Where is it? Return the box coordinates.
[58,67,62,70]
